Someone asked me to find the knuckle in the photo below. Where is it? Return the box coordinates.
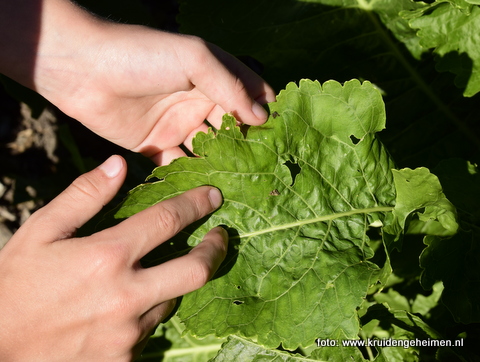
[190,193,209,219]
[115,323,143,348]
[117,289,142,317]
[225,78,249,111]
[184,34,208,50]
[155,204,183,234]
[154,190,210,234]
[67,174,103,204]
[87,240,130,272]
[185,36,211,66]
[233,77,247,95]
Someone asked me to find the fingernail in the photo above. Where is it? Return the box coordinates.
[252,101,268,121]
[208,187,223,209]
[99,155,123,178]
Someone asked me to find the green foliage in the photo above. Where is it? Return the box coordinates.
[114,0,480,360]
[120,80,397,348]
[178,0,480,169]
[3,0,479,360]
[117,80,471,361]
[212,336,317,361]
[138,316,225,362]
[420,159,480,324]
[402,0,480,96]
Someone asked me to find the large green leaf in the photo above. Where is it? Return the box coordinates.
[117,79,456,352]
[119,79,393,349]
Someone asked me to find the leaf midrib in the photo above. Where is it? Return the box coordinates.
[232,205,394,239]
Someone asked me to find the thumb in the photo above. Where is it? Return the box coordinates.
[186,39,276,125]
[23,155,127,242]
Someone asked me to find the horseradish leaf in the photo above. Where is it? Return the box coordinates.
[116,79,456,350]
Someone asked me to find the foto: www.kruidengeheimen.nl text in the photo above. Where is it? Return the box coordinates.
[316,338,464,349]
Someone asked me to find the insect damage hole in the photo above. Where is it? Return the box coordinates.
[269,189,280,196]
[350,135,361,145]
[283,159,301,187]
[233,300,244,305]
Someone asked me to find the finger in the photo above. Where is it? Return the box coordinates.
[150,122,210,164]
[139,226,228,304]
[21,155,126,242]
[107,186,223,260]
[212,46,276,105]
[149,146,187,166]
[206,104,227,129]
[182,37,275,126]
[133,337,151,361]
[187,122,210,148]
[131,93,214,159]
[138,298,176,342]
[178,122,210,156]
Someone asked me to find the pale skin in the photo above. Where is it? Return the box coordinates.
[0,0,276,360]
[1,0,275,165]
[0,156,227,360]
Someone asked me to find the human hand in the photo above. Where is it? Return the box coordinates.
[28,0,276,165]
[0,155,228,361]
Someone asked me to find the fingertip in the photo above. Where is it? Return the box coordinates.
[251,101,269,123]
[98,155,125,178]
[207,187,223,210]
[29,155,127,242]
[234,102,268,126]
[194,226,229,273]
[202,226,229,263]
[149,147,187,166]
[195,226,229,257]
[213,226,228,244]
[210,226,229,248]
[254,83,277,105]
[264,92,277,104]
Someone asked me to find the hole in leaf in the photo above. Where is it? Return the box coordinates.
[283,159,301,187]
[350,135,361,144]
[366,226,382,242]
[233,300,244,305]
[240,124,250,137]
